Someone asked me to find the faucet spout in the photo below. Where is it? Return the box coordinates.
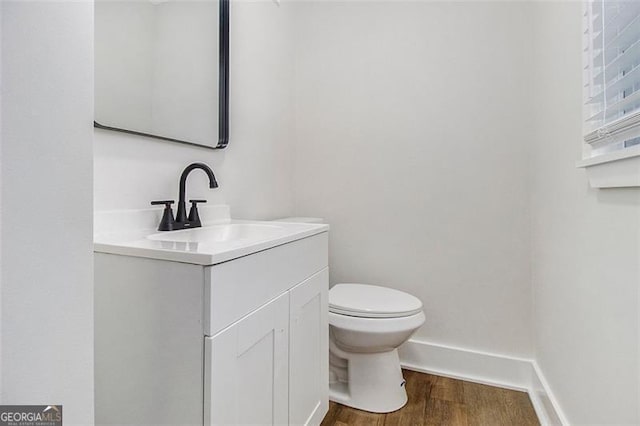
[176,163,218,224]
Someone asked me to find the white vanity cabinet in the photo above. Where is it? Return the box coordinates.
[288,270,329,426]
[95,230,329,426]
[205,292,290,426]
[205,269,329,426]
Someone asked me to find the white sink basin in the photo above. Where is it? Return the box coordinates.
[147,223,287,244]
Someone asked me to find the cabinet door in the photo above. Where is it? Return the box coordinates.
[289,268,329,426]
[205,292,289,426]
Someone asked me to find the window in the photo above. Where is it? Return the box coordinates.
[583,1,640,157]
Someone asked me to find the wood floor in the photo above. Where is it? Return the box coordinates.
[321,370,539,426]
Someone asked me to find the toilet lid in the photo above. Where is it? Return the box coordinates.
[329,284,423,318]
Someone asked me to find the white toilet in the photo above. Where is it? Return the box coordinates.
[328,283,425,413]
[273,218,425,413]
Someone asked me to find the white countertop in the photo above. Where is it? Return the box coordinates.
[94,206,329,265]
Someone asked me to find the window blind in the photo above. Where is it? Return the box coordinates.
[584,1,640,155]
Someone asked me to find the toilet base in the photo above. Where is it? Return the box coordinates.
[329,344,408,413]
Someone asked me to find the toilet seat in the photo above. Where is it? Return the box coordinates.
[329,310,426,333]
[329,283,423,318]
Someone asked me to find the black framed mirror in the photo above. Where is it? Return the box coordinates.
[94,0,229,149]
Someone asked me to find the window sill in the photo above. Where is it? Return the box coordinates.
[576,145,640,189]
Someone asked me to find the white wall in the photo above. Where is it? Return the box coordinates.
[0,2,94,424]
[530,2,639,424]
[292,1,533,358]
[94,0,296,220]
[0,0,3,400]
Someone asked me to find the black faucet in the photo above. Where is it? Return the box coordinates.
[151,163,218,231]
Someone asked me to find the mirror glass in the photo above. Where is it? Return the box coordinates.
[95,0,228,149]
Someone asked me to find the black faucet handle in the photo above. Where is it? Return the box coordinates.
[188,200,206,225]
[151,200,175,206]
[151,200,175,231]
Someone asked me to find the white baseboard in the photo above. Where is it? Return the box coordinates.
[528,361,569,426]
[398,339,567,425]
